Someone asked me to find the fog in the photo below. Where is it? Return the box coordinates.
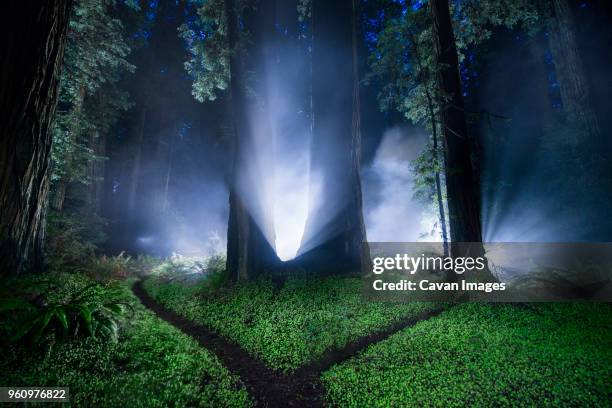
[477,24,612,243]
[363,126,440,243]
[102,1,612,262]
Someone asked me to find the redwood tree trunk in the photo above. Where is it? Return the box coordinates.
[0,1,73,275]
[548,0,600,137]
[225,0,280,282]
[297,0,368,274]
[429,101,450,257]
[429,0,485,259]
[348,0,370,272]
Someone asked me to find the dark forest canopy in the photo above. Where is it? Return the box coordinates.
[1,0,612,277]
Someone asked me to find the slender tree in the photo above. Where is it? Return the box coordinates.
[429,0,486,261]
[0,1,73,274]
[51,0,135,215]
[369,5,451,250]
[413,41,450,256]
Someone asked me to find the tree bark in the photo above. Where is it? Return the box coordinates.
[0,0,73,275]
[429,0,486,262]
[225,0,280,282]
[348,0,370,273]
[408,29,449,256]
[296,0,369,274]
[430,103,449,257]
[548,0,600,137]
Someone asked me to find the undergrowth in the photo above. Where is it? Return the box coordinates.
[322,302,612,407]
[0,274,251,407]
[143,275,438,372]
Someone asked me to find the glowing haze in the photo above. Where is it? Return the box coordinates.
[232,37,315,262]
[363,126,442,243]
[271,153,311,260]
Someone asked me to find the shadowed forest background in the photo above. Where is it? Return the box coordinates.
[1,0,611,406]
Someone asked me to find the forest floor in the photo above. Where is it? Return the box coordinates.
[1,271,611,407]
[0,274,250,407]
[133,280,444,407]
[141,275,612,407]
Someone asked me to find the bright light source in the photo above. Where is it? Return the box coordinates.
[272,155,311,261]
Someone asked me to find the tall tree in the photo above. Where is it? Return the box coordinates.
[429,0,485,258]
[225,0,280,281]
[50,0,135,214]
[370,5,451,251]
[88,129,105,215]
[548,0,600,137]
[44,0,136,268]
[0,1,73,274]
[297,0,369,274]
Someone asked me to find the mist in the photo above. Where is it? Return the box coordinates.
[476,24,612,243]
[95,0,612,267]
[363,126,439,243]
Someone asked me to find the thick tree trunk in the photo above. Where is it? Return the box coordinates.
[429,0,486,264]
[246,0,277,249]
[548,0,600,137]
[225,0,280,282]
[0,1,73,275]
[297,0,368,274]
[348,0,370,272]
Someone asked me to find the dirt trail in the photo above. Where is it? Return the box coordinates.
[132,281,444,407]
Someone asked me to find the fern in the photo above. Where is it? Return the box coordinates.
[0,280,128,345]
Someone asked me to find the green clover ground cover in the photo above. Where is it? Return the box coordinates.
[322,302,612,407]
[143,276,439,372]
[0,275,251,408]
